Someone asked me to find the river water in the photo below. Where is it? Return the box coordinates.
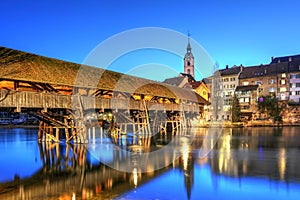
[0,127,300,199]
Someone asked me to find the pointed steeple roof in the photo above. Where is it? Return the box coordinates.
[185,34,194,59]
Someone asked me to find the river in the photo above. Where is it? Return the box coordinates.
[0,126,300,199]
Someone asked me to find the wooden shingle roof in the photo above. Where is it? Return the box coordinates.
[0,46,206,103]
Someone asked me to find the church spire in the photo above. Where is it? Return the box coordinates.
[184,31,195,78]
[187,31,191,53]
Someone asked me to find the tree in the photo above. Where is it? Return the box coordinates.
[231,94,241,122]
[257,95,282,122]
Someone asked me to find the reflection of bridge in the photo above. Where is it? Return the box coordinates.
[0,46,207,143]
[0,129,194,200]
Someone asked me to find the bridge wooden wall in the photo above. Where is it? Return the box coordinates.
[0,90,200,113]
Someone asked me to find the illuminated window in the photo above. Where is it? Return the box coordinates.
[282,73,286,78]
[280,87,286,92]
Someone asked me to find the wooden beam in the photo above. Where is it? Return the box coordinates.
[44,83,59,93]
[14,81,19,90]
[27,82,44,91]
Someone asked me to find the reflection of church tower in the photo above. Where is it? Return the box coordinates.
[180,150,194,200]
[184,34,195,78]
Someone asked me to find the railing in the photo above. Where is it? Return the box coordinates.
[0,90,201,112]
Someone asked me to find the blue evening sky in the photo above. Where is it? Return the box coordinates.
[1,0,299,81]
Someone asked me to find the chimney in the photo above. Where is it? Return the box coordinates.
[226,65,228,69]
[271,57,274,62]
[240,64,243,72]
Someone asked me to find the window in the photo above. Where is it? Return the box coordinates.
[296,83,300,87]
[270,88,275,93]
[280,87,286,92]
[243,105,250,110]
[296,91,300,95]
[243,82,249,86]
[257,81,262,85]
[241,91,249,95]
[187,61,190,66]
[245,97,250,103]
[224,99,232,105]
[223,78,229,82]
[291,74,297,79]
[230,77,235,81]
[282,73,286,78]
[291,74,300,79]
[187,69,191,74]
[203,91,206,95]
[290,83,296,88]
[270,79,275,84]
[280,79,286,85]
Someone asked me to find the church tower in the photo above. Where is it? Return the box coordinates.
[184,35,195,78]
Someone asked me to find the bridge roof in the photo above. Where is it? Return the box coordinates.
[0,46,207,104]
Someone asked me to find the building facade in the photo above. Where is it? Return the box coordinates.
[207,66,242,121]
[235,85,259,120]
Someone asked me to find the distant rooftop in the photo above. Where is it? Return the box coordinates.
[271,54,300,64]
[218,65,242,76]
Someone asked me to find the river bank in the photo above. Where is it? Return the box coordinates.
[198,120,300,128]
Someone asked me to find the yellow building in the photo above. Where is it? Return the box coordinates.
[190,81,209,101]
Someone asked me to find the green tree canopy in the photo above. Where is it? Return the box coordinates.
[231,94,241,122]
[257,95,282,121]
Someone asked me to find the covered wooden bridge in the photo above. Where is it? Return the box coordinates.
[0,46,207,143]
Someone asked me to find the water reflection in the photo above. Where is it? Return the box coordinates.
[0,127,300,199]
